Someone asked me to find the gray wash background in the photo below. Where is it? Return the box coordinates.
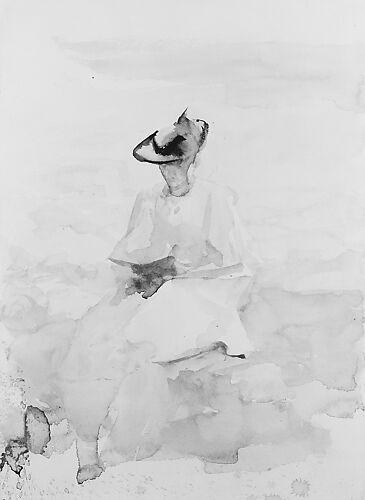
[1,1,365,499]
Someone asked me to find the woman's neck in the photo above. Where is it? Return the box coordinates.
[166,177,190,196]
[159,158,194,197]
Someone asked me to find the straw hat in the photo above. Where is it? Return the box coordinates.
[133,109,209,164]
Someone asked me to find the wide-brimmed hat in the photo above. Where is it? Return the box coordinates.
[132,109,209,164]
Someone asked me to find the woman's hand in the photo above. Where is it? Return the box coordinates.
[125,256,178,299]
[125,274,165,299]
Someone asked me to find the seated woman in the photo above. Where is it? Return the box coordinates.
[6,110,254,483]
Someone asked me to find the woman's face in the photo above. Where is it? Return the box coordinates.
[169,117,209,166]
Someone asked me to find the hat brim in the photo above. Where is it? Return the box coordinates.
[133,131,181,165]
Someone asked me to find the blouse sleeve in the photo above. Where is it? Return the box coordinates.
[109,190,157,264]
[203,185,253,276]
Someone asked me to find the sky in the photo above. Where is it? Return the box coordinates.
[2,0,365,45]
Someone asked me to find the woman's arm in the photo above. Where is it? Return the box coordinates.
[109,255,182,299]
[109,251,249,300]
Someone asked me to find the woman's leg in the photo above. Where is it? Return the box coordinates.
[56,292,142,480]
[76,436,104,484]
[101,362,170,465]
[60,377,121,481]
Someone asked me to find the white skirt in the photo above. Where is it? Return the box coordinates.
[55,276,253,390]
[122,277,253,362]
[12,276,253,442]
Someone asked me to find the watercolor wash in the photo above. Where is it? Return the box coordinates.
[1,2,365,499]
[1,110,362,489]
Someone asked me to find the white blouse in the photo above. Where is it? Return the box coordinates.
[109,178,252,278]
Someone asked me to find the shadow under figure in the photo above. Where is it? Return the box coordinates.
[12,110,255,484]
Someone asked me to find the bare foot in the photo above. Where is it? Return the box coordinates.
[76,463,104,484]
